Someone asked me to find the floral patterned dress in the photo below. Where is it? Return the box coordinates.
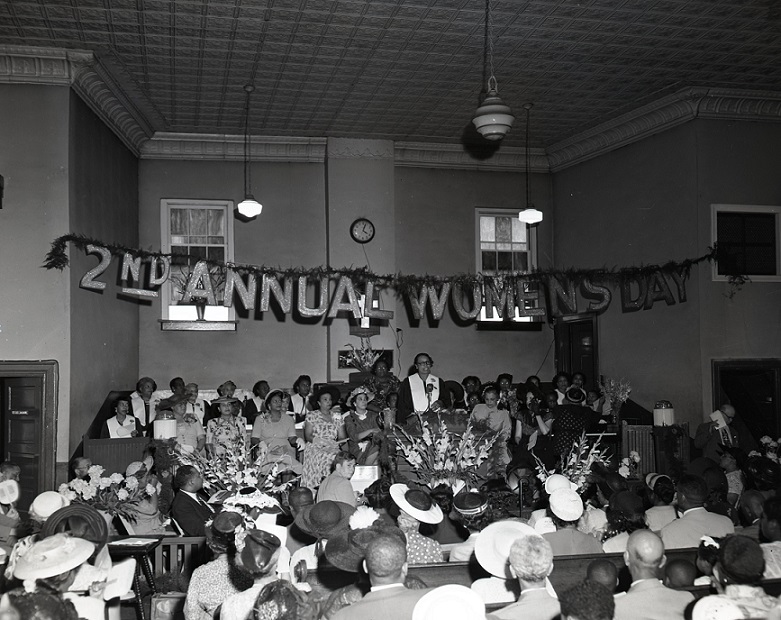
[206,414,247,456]
[302,410,341,490]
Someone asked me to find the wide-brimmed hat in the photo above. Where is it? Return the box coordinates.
[390,484,443,524]
[212,395,240,405]
[412,584,485,620]
[309,385,343,410]
[543,474,577,495]
[239,528,282,574]
[325,523,406,572]
[125,461,147,477]
[645,472,672,490]
[29,491,70,522]
[549,489,584,522]
[608,490,644,517]
[41,503,109,550]
[13,533,95,580]
[294,501,355,539]
[264,389,287,411]
[474,520,540,579]
[0,480,19,505]
[453,491,488,517]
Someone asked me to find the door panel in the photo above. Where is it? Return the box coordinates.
[554,313,599,389]
[5,376,43,512]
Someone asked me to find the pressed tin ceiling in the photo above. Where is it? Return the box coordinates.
[1,0,780,151]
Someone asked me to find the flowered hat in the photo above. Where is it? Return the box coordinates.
[13,533,95,581]
[474,520,540,579]
[347,386,375,408]
[212,395,240,405]
[390,484,443,524]
[294,500,355,539]
[29,491,70,522]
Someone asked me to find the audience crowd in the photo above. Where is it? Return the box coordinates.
[2,359,781,620]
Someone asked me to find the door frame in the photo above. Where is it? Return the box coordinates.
[553,312,600,381]
[712,357,781,437]
[0,360,58,495]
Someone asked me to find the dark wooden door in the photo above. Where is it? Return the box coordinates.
[554,313,599,389]
[4,376,43,512]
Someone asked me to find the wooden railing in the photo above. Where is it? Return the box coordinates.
[152,536,209,579]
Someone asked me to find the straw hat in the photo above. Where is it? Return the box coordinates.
[390,484,443,524]
[474,520,539,579]
[29,491,70,522]
[645,472,672,490]
[13,533,95,580]
[264,389,287,411]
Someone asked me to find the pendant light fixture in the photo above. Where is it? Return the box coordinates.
[472,0,514,141]
[236,83,263,220]
[518,103,543,224]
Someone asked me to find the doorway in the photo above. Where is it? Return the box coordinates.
[712,359,781,444]
[0,361,58,513]
[554,313,599,389]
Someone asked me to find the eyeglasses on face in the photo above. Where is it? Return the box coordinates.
[416,360,433,366]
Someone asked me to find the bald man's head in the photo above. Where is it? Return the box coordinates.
[720,403,736,421]
[625,530,665,578]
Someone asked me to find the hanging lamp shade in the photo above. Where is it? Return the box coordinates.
[237,195,263,218]
[472,88,515,140]
[518,208,543,224]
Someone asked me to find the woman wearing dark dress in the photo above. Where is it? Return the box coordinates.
[551,387,600,460]
[344,387,381,465]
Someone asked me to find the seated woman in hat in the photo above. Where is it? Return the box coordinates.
[600,490,648,553]
[390,484,444,564]
[301,385,347,490]
[206,393,247,457]
[165,394,206,455]
[124,459,167,535]
[9,533,100,619]
[344,387,382,466]
[219,527,283,620]
[185,511,254,620]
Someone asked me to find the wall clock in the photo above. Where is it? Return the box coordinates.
[350,218,375,244]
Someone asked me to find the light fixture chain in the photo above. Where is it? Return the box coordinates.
[244,85,252,197]
[487,0,496,89]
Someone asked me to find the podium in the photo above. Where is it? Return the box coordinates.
[83,437,149,475]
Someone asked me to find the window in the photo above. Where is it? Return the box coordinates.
[475,208,540,322]
[712,204,781,282]
[161,199,235,321]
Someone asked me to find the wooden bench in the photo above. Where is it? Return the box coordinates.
[152,536,209,580]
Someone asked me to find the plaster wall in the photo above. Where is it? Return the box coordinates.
[68,92,140,453]
[0,84,72,457]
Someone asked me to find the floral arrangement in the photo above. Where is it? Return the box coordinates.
[344,338,381,373]
[172,432,298,497]
[599,377,632,420]
[58,464,155,521]
[534,432,613,492]
[618,451,641,479]
[393,414,498,491]
[749,436,781,462]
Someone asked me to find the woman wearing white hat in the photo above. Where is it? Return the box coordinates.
[390,484,444,564]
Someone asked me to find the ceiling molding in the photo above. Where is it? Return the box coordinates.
[394,142,550,173]
[140,132,326,162]
[546,87,781,172]
[0,45,152,156]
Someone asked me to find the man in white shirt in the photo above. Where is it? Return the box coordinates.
[614,530,694,620]
[488,535,560,620]
[660,475,734,549]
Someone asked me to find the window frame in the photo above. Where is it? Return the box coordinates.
[711,203,781,283]
[160,198,236,321]
[474,207,540,323]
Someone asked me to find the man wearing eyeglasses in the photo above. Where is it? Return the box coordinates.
[694,403,754,464]
[396,352,451,427]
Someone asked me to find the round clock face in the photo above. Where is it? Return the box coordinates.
[350,218,375,244]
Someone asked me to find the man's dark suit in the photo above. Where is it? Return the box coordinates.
[170,491,212,536]
[331,585,431,620]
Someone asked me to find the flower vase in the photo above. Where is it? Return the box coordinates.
[98,509,118,536]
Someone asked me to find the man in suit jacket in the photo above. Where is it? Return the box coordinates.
[660,475,734,549]
[332,533,430,620]
[614,530,694,620]
[170,465,213,537]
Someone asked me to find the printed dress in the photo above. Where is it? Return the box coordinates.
[302,410,341,490]
[206,415,247,456]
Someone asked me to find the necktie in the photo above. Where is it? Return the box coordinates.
[720,426,733,447]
